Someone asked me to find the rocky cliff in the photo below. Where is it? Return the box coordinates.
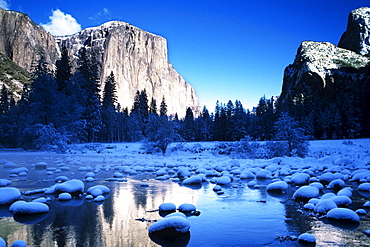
[338,7,370,55]
[0,9,200,117]
[55,21,200,117]
[279,7,370,138]
[0,8,58,71]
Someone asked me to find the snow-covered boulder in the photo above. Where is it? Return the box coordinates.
[0,187,21,205]
[298,233,316,244]
[326,208,360,223]
[58,193,72,201]
[159,203,176,212]
[327,179,345,190]
[290,173,310,185]
[213,185,222,191]
[85,172,95,178]
[337,187,353,197]
[216,176,231,185]
[178,203,196,212]
[356,209,367,215]
[358,182,370,191]
[87,185,110,194]
[113,172,123,178]
[309,182,324,190]
[55,179,84,196]
[321,192,336,200]
[148,215,190,233]
[183,175,202,185]
[177,167,191,178]
[303,203,315,210]
[0,237,5,247]
[10,167,29,175]
[11,201,49,214]
[54,176,69,183]
[0,179,12,187]
[11,240,27,247]
[266,181,288,192]
[240,170,255,179]
[314,199,338,214]
[308,198,320,205]
[35,162,48,169]
[319,172,337,184]
[293,186,319,202]
[256,169,272,179]
[3,161,16,168]
[94,195,105,202]
[330,196,352,207]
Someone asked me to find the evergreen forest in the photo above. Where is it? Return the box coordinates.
[0,46,369,153]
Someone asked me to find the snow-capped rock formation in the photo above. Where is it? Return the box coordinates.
[339,7,370,55]
[279,41,369,106]
[55,21,200,117]
[278,7,370,139]
[0,9,200,117]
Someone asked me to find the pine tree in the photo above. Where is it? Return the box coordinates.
[149,97,157,115]
[129,89,149,139]
[55,46,72,92]
[75,47,103,142]
[213,101,228,141]
[197,106,212,141]
[255,96,276,140]
[182,107,196,141]
[102,71,118,142]
[160,96,167,117]
[232,100,247,141]
[274,112,309,157]
[0,85,9,114]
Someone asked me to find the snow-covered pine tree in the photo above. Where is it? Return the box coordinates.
[102,71,118,142]
[75,47,103,142]
[274,112,309,157]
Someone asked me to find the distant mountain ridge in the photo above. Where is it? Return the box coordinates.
[278,7,370,139]
[0,8,200,117]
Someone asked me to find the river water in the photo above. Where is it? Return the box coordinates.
[0,151,369,246]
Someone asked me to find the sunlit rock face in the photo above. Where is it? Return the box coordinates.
[0,8,200,117]
[56,21,200,117]
[0,8,59,71]
[339,7,370,55]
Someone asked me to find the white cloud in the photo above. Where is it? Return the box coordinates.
[0,0,9,10]
[41,9,81,36]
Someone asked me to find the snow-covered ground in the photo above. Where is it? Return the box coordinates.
[0,139,370,246]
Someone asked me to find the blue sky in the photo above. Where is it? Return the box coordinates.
[2,0,369,111]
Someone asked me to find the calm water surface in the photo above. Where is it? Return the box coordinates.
[0,152,369,246]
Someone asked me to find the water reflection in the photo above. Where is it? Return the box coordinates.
[1,153,370,246]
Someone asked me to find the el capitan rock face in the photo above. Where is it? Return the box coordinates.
[0,9,200,117]
[55,21,200,117]
[279,7,370,139]
[0,8,58,71]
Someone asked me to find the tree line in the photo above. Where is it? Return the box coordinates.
[1,45,354,152]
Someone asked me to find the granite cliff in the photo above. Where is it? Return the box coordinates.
[279,7,370,138]
[0,8,199,117]
[55,21,199,117]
